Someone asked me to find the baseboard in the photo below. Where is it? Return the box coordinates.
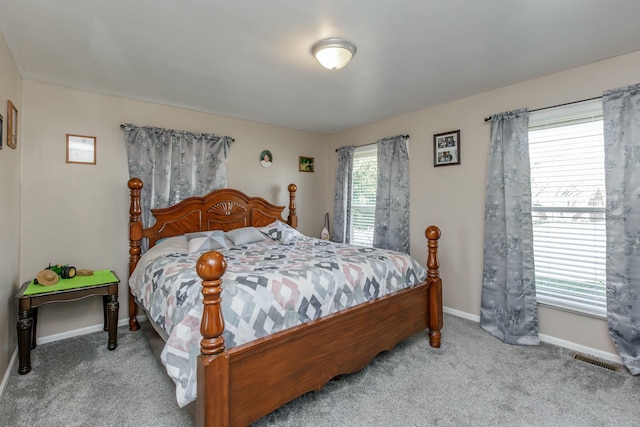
[443,305,623,365]
[444,306,480,322]
[537,333,623,364]
[0,348,18,401]
[36,317,138,345]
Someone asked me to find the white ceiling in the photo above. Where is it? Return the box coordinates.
[2,1,640,134]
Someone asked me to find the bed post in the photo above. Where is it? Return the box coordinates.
[128,178,143,331]
[196,251,230,427]
[287,183,298,228]
[425,226,443,348]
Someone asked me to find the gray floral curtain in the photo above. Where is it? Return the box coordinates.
[603,83,640,375]
[373,135,410,253]
[332,145,355,243]
[480,109,539,345]
[123,124,233,245]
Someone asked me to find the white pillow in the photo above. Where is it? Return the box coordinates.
[225,227,266,245]
[150,235,189,254]
[185,230,227,253]
[259,220,303,244]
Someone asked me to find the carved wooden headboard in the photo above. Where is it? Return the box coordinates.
[127,177,298,276]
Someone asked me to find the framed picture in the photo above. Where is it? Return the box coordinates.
[0,113,3,150]
[433,130,460,167]
[260,149,273,168]
[66,134,97,164]
[7,100,17,149]
[299,156,314,172]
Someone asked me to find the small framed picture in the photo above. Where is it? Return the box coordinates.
[299,156,314,172]
[7,100,17,149]
[433,130,460,167]
[66,134,97,164]
[259,149,273,168]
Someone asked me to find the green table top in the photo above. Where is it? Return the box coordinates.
[23,269,119,296]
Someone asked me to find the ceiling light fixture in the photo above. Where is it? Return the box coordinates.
[311,38,357,70]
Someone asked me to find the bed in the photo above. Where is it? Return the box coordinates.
[127,177,443,427]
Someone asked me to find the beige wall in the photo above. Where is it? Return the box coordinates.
[0,33,22,381]
[19,81,328,339]
[327,49,640,358]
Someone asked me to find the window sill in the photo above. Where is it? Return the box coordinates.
[536,295,606,320]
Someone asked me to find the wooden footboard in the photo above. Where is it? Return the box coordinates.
[196,226,442,427]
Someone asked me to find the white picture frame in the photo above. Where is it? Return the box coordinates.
[66,134,96,165]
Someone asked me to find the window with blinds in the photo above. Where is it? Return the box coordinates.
[529,99,606,317]
[350,146,377,246]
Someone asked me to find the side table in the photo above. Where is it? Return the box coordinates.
[16,269,120,374]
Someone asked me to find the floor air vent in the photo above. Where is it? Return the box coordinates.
[572,352,620,372]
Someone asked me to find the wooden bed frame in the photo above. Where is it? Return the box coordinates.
[127,177,443,427]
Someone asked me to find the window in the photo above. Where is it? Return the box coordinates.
[529,99,606,317]
[350,146,377,246]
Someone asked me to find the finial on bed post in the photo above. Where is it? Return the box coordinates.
[196,251,230,427]
[128,178,143,331]
[425,226,443,348]
[287,183,298,228]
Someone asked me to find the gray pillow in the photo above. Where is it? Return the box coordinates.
[225,227,266,245]
[259,220,303,244]
[185,230,227,253]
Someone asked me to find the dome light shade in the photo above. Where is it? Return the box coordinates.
[311,38,357,70]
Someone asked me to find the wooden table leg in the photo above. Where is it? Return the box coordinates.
[31,307,38,349]
[17,309,33,374]
[106,294,119,350]
[102,295,108,331]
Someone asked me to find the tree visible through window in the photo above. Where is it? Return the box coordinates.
[351,147,377,246]
[529,99,606,317]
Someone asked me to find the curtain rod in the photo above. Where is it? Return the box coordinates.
[483,96,602,122]
[119,124,235,142]
[335,135,410,152]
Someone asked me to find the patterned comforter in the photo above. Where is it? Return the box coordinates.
[129,232,427,407]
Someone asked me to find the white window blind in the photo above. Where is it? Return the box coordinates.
[529,99,606,317]
[350,146,377,246]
